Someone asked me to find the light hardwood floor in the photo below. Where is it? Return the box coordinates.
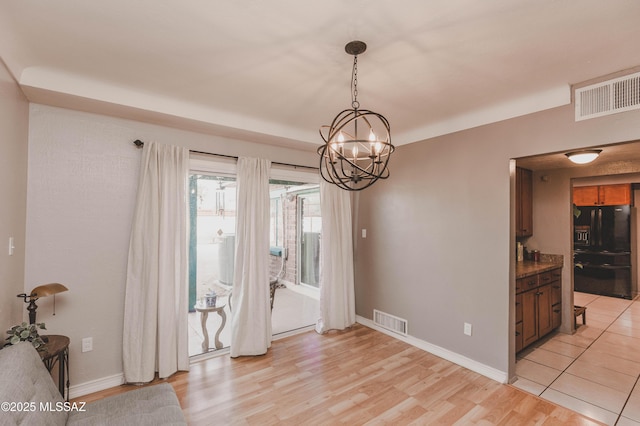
[76,324,602,425]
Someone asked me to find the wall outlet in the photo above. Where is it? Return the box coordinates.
[463,322,472,336]
[81,337,93,352]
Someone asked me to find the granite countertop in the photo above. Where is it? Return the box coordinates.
[516,260,563,279]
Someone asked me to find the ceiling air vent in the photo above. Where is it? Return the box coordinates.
[575,71,640,121]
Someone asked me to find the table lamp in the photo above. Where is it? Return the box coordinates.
[17,283,68,324]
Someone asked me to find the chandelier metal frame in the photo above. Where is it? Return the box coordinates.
[318,41,394,191]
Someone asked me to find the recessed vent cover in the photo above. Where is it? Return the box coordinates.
[373,309,408,336]
[575,71,640,121]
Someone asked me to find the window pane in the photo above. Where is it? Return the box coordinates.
[188,174,236,356]
[299,191,321,288]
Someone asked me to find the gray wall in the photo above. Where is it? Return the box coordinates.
[18,94,640,389]
[354,103,640,378]
[25,104,317,387]
[0,60,28,333]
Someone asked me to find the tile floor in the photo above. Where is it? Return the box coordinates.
[514,292,640,425]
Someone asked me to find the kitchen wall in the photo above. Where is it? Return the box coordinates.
[0,60,28,334]
[354,103,640,382]
[25,104,317,391]
[528,169,640,321]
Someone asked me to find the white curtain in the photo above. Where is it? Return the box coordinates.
[230,157,272,357]
[122,141,189,383]
[316,180,355,333]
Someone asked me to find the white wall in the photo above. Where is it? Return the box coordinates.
[354,103,640,381]
[25,104,317,390]
[0,60,29,333]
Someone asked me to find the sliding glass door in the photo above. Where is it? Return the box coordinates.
[188,173,237,357]
[298,191,321,288]
[187,165,321,357]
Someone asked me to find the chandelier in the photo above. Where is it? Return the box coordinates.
[318,41,394,191]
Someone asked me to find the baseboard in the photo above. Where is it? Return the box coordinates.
[69,373,124,399]
[356,315,508,384]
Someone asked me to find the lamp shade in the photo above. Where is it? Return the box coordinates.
[30,283,68,299]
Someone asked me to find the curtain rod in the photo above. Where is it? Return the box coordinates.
[133,140,318,171]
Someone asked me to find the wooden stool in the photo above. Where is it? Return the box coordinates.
[574,305,586,328]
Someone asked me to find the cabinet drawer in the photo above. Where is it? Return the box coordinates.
[538,271,553,286]
[520,276,538,291]
[550,268,562,281]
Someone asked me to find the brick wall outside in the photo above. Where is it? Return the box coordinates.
[269,194,298,285]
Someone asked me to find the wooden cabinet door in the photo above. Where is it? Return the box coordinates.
[537,284,554,338]
[599,184,631,205]
[574,184,631,206]
[521,289,538,348]
[552,303,562,329]
[550,269,562,329]
[516,167,533,237]
[573,186,599,206]
[515,293,523,353]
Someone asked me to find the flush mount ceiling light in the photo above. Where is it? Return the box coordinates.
[318,41,394,191]
[565,149,602,164]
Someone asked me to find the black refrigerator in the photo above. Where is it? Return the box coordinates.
[573,204,632,299]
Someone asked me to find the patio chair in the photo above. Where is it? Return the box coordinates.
[228,247,287,312]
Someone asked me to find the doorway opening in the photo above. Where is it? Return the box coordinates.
[187,172,320,357]
[511,142,640,423]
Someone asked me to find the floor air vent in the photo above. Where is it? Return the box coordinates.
[373,309,408,336]
[575,71,640,121]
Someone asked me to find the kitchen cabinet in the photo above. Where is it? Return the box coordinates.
[515,167,533,237]
[515,293,523,353]
[551,269,562,329]
[573,183,631,206]
[516,267,562,352]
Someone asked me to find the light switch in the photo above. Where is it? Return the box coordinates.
[362,229,367,238]
[8,237,14,256]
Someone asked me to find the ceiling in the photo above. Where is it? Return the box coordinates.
[516,140,640,172]
[2,1,640,153]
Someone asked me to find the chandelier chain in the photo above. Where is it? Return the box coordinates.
[351,55,359,109]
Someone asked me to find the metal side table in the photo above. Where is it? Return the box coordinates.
[40,335,70,401]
